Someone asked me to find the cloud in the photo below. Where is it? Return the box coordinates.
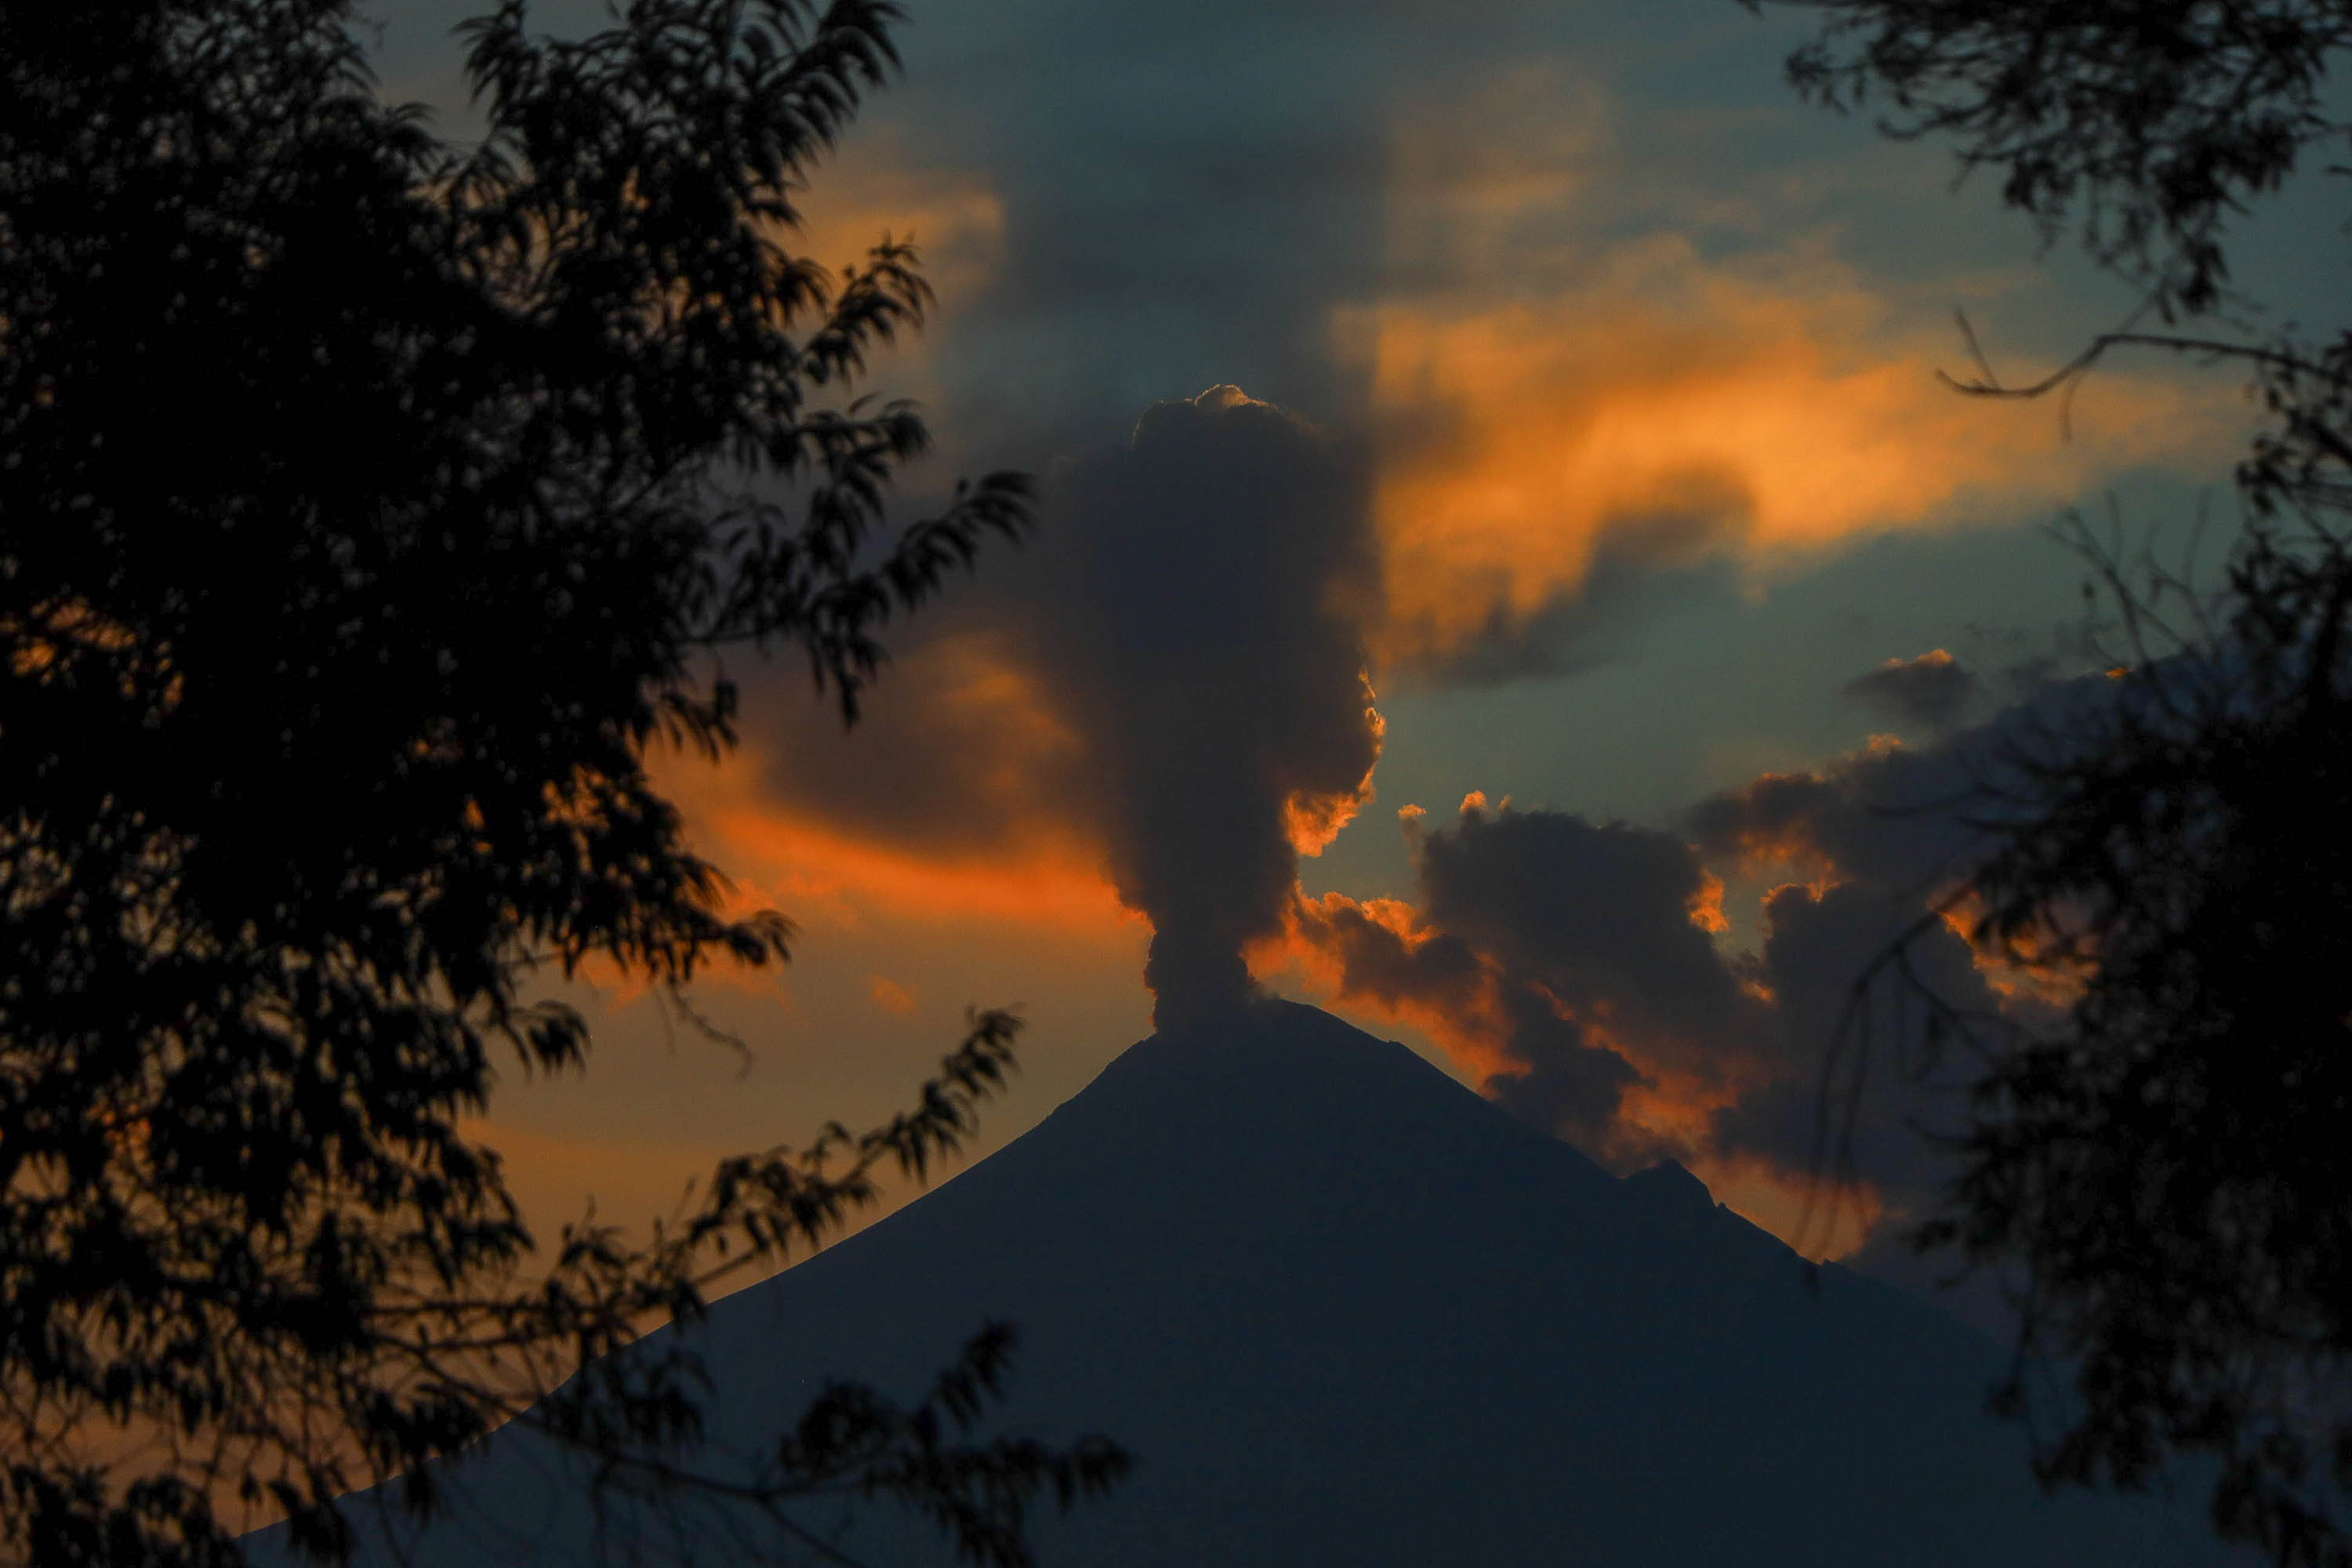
[1684,734,1987,896]
[1379,60,1617,292]
[1672,722,2044,1204]
[792,161,1008,313]
[1842,648,1980,731]
[724,630,1085,862]
[1341,236,2232,681]
[1416,798,1754,1068]
[1289,799,1755,1165]
[1708,877,1992,1189]
[655,735,1131,937]
[1288,884,1648,1149]
[1278,697,2096,1254]
[633,21,2233,1044]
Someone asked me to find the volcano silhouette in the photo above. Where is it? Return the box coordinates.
[267,1002,2247,1565]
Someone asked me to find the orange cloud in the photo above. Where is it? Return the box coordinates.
[1686,868,1730,935]
[706,796,1131,937]
[652,728,1131,940]
[1936,886,2089,1011]
[629,619,1156,942]
[1341,237,2234,670]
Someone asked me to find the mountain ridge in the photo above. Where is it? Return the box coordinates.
[253,1000,2249,1566]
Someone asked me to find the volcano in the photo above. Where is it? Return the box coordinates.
[263,1002,2245,1565]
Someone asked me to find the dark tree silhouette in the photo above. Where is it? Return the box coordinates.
[1759,0,2352,517]
[1763,0,2352,317]
[1899,521,2352,1566]
[1755,0,2352,1561]
[0,2,1124,1565]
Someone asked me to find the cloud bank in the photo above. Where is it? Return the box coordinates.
[1281,682,2100,1253]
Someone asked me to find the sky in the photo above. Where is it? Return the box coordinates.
[361,0,2310,1288]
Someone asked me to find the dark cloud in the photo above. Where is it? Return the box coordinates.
[728,627,1082,860]
[1687,669,2125,895]
[1684,741,1984,898]
[1479,977,1650,1152]
[1841,648,1980,732]
[1290,892,1485,1017]
[1018,387,1384,1029]
[1290,886,1651,1151]
[1708,878,1992,1189]
[1395,510,1741,688]
[1287,795,1987,1214]
[1420,800,1751,1060]
[712,387,1387,1036]
[1292,801,1748,1163]
[1673,717,2046,1193]
[1660,682,2133,1254]
[704,381,1388,1039]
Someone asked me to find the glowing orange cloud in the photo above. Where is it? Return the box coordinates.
[702,793,1132,938]
[1937,887,2089,1011]
[628,619,1147,942]
[1341,237,2235,670]
[1686,869,1730,935]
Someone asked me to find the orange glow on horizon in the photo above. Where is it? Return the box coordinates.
[1686,1152,1886,1263]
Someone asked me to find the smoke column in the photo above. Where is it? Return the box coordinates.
[1024,387,1382,1029]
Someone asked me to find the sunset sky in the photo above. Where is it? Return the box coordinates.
[363,0,2315,1281]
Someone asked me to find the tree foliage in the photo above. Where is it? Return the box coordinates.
[1897,521,2352,1564]
[1762,0,2352,518]
[0,2,1123,1563]
[1758,0,2352,1560]
[1766,0,2352,317]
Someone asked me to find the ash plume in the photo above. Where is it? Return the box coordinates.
[1023,387,1382,1029]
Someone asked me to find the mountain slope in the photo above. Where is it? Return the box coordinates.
[259,1002,2246,1566]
